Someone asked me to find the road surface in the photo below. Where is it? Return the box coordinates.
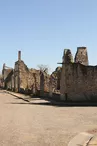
[0,90,97,146]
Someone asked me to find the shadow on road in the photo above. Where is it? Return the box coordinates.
[8,97,97,107]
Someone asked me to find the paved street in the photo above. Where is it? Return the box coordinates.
[1,91,97,146]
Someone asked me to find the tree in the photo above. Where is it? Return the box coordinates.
[37,64,50,74]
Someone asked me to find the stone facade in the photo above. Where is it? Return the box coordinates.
[3,69,14,90]
[75,47,89,65]
[0,76,3,88]
[3,48,97,102]
[63,49,73,63]
[2,52,40,94]
[60,47,97,101]
[40,71,50,96]
[51,67,62,91]
[14,60,40,93]
[2,63,14,90]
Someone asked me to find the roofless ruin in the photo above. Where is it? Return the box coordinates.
[2,47,97,102]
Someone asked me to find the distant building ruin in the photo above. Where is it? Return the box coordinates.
[14,51,40,93]
[2,63,14,90]
[2,51,48,95]
[60,47,97,101]
[2,47,97,102]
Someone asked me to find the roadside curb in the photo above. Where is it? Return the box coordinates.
[4,90,97,107]
[3,90,59,105]
[4,90,30,102]
[88,135,97,145]
[68,132,94,146]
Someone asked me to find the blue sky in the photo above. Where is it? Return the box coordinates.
[0,0,97,73]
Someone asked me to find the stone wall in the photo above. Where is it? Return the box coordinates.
[51,67,62,91]
[75,47,89,65]
[60,48,97,101]
[63,49,73,63]
[11,74,14,91]
[4,70,14,90]
[0,76,3,88]
[14,60,40,93]
[40,71,50,96]
[3,48,97,102]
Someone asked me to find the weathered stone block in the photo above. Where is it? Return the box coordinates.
[75,47,89,65]
[63,49,73,63]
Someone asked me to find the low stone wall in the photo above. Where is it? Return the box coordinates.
[39,91,61,102]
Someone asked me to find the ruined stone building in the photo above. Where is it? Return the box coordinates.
[39,71,50,97]
[2,51,41,94]
[60,47,97,101]
[14,61,40,93]
[0,75,3,88]
[49,49,73,95]
[2,51,52,96]
[51,67,62,91]
[2,47,97,102]
[14,51,41,93]
[2,64,14,90]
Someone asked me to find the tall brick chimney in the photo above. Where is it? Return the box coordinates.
[18,51,21,61]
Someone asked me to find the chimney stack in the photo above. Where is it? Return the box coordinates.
[75,47,89,66]
[18,51,21,61]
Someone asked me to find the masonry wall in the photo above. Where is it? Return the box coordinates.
[5,75,13,91]
[11,74,14,91]
[75,47,89,65]
[40,72,50,93]
[6,80,11,90]
[51,67,62,92]
[3,69,14,90]
[14,60,40,93]
[60,63,97,101]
